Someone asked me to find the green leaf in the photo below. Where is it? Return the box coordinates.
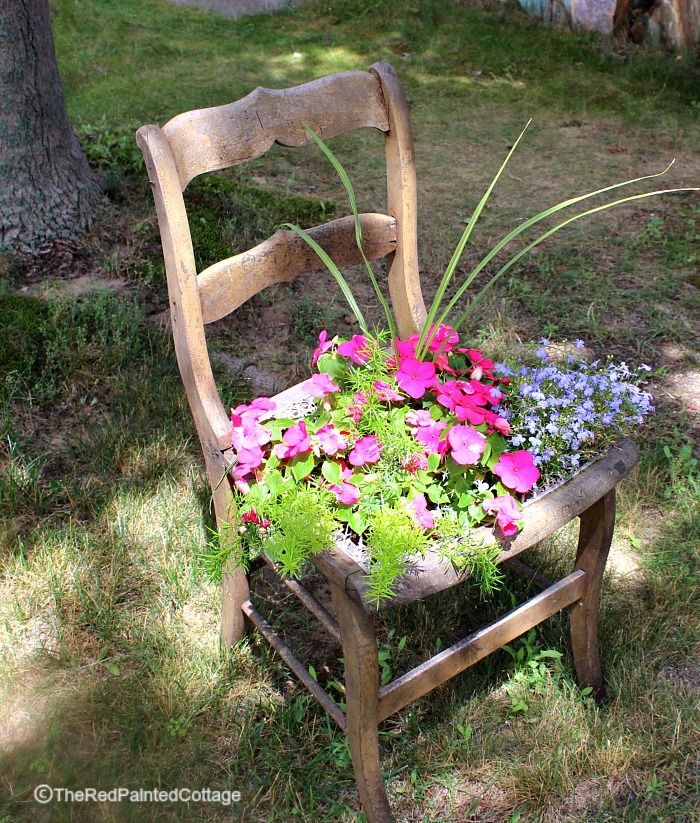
[347,510,367,534]
[266,469,285,496]
[316,352,347,381]
[105,661,121,676]
[427,453,441,473]
[291,452,316,482]
[321,460,343,485]
[426,484,443,504]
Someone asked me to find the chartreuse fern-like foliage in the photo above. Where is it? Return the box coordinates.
[364,507,429,604]
[263,487,337,578]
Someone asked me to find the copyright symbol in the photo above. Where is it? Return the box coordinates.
[34,784,53,804]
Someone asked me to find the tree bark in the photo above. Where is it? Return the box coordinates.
[0,0,102,255]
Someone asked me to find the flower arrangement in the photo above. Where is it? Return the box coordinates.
[208,124,693,603]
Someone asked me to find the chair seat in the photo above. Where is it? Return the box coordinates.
[263,382,639,613]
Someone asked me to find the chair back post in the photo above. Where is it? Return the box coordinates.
[371,62,427,338]
[135,124,231,461]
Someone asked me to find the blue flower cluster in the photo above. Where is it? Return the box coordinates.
[497,343,654,488]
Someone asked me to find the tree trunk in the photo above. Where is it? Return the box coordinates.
[0,0,102,255]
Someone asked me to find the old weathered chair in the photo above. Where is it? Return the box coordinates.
[137,63,638,822]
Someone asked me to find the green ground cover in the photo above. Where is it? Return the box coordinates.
[1,1,698,820]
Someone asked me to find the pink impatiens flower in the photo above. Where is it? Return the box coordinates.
[348,435,382,466]
[493,451,540,494]
[447,425,487,465]
[303,372,340,397]
[413,419,448,457]
[482,494,522,537]
[400,453,428,474]
[328,462,360,505]
[273,421,312,460]
[337,334,373,365]
[241,509,271,529]
[312,330,333,367]
[396,357,436,399]
[316,424,347,456]
[403,493,435,529]
[372,380,403,403]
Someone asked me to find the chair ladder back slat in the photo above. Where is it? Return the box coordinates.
[198,212,397,324]
[162,70,391,190]
[136,124,231,451]
[371,62,426,338]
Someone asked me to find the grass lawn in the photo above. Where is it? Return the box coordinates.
[1,1,699,820]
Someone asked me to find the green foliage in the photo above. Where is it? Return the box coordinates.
[364,506,428,603]
[263,487,338,578]
[0,291,146,405]
[186,175,334,271]
[436,518,504,595]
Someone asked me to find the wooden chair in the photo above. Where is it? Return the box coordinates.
[136,63,638,822]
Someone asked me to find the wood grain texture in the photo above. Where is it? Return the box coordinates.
[162,71,390,189]
[569,490,616,699]
[370,62,426,338]
[331,582,393,823]
[199,213,397,324]
[377,570,587,722]
[136,124,231,449]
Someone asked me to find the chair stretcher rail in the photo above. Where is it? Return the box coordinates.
[241,599,347,731]
[377,569,587,722]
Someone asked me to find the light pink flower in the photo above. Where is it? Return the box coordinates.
[372,380,403,403]
[231,415,272,452]
[482,494,522,537]
[316,424,347,456]
[337,334,373,365]
[447,425,487,465]
[312,330,333,366]
[403,493,435,529]
[405,409,434,428]
[346,404,364,424]
[493,451,540,494]
[396,357,436,399]
[348,435,382,466]
[272,421,312,460]
[303,372,340,397]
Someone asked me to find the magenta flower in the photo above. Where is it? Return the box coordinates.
[231,414,272,452]
[403,493,435,529]
[337,334,372,365]
[482,494,522,537]
[312,330,333,367]
[303,372,340,398]
[447,425,487,465]
[231,397,276,422]
[413,419,448,457]
[425,323,459,354]
[348,435,382,466]
[346,403,364,424]
[396,357,436,399]
[493,451,540,494]
[316,424,347,456]
[273,421,312,460]
[329,480,360,506]
[241,509,271,529]
[372,380,403,403]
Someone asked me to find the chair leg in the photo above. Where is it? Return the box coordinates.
[570,489,616,699]
[206,454,249,647]
[330,582,393,823]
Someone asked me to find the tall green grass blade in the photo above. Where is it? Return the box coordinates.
[282,222,369,335]
[447,186,700,339]
[303,125,397,346]
[416,120,532,359]
[431,161,680,351]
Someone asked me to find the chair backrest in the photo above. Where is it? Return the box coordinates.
[136,62,426,460]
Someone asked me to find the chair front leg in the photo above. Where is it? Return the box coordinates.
[570,489,616,699]
[330,582,393,823]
